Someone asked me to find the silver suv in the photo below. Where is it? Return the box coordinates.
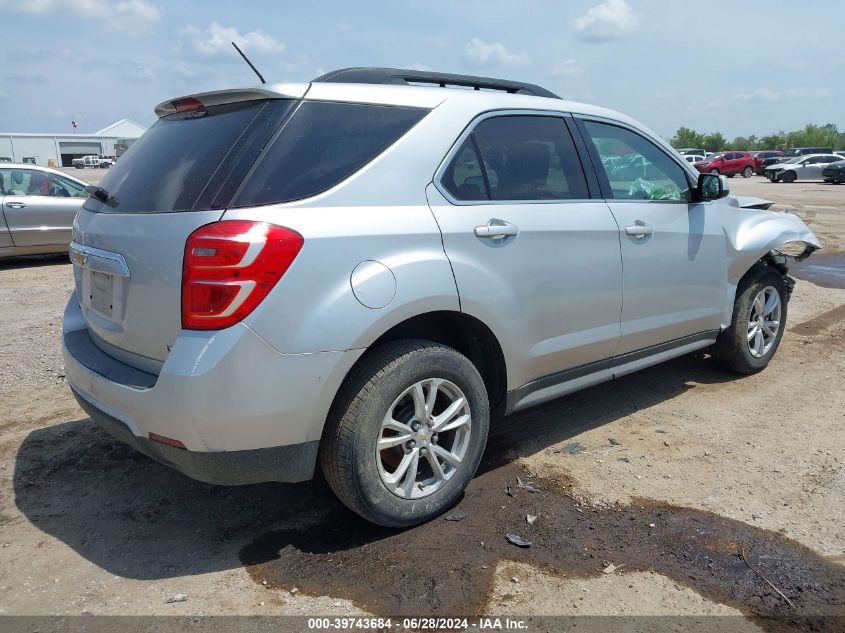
[63,68,819,527]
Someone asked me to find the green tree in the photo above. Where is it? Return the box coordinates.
[701,132,727,153]
[671,125,843,152]
[760,132,786,149]
[671,127,705,149]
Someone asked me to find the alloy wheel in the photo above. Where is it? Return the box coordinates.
[747,286,781,358]
[376,378,472,499]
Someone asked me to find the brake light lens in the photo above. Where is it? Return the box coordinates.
[172,97,205,112]
[182,220,303,330]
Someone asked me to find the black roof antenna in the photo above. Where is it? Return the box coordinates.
[231,42,266,84]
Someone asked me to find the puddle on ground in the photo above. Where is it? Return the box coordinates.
[240,451,844,631]
[791,252,845,289]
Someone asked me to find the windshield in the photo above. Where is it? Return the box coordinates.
[706,154,724,161]
[782,156,804,164]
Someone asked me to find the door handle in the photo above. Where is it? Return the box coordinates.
[5,202,26,209]
[474,219,519,240]
[625,222,654,239]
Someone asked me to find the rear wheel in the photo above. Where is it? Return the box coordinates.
[782,171,797,183]
[742,166,753,178]
[320,340,490,527]
[712,266,787,374]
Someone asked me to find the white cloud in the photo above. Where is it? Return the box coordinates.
[463,38,529,68]
[0,0,160,30]
[711,87,832,109]
[549,59,582,78]
[114,0,159,26]
[181,22,285,58]
[574,0,639,42]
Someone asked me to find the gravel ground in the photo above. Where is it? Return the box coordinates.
[0,177,842,626]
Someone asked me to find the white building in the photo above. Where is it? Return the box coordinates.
[0,119,147,167]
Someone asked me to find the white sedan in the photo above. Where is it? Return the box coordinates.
[765,154,845,183]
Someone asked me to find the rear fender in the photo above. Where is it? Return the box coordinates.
[720,199,820,327]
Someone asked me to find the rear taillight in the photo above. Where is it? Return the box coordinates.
[172,97,204,113]
[182,220,303,330]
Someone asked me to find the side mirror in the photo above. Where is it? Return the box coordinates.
[695,173,729,201]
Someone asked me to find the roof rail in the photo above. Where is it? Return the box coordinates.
[311,67,560,99]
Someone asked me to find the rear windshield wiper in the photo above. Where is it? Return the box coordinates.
[84,185,120,209]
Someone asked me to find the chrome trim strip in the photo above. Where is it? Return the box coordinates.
[69,241,131,278]
[504,330,719,414]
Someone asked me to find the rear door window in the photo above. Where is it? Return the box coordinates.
[441,138,488,201]
[468,115,588,201]
[232,102,427,207]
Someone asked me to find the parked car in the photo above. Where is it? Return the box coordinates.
[751,150,784,175]
[0,163,88,258]
[835,151,845,158]
[822,160,845,184]
[765,154,845,183]
[693,151,756,177]
[782,147,833,157]
[63,67,819,527]
[684,154,705,164]
[72,155,113,169]
[678,148,706,158]
[756,154,789,175]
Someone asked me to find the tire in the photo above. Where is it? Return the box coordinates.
[709,169,720,175]
[782,171,797,183]
[712,266,787,374]
[742,166,753,178]
[320,340,490,527]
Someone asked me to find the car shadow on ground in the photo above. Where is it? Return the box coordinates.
[0,254,69,271]
[14,352,737,581]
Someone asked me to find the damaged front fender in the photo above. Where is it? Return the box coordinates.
[722,196,820,283]
[718,196,820,327]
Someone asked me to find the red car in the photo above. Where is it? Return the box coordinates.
[751,150,784,175]
[694,151,756,178]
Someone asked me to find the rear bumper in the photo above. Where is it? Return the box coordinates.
[63,292,364,484]
[71,386,319,485]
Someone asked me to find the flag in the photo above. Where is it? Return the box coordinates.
[72,120,78,129]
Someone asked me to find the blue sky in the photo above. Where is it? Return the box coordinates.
[1,0,841,140]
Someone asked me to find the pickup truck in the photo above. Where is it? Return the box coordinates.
[72,155,114,169]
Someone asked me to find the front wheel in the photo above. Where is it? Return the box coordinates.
[320,340,490,527]
[742,166,754,178]
[782,171,797,183]
[712,266,787,374]
[709,169,720,175]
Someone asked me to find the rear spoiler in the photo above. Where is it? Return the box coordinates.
[154,84,308,118]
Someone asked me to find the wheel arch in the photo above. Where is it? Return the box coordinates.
[331,310,508,420]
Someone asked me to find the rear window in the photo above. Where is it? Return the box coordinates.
[231,101,427,207]
[84,99,295,214]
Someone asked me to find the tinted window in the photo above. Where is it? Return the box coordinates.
[442,138,487,200]
[583,120,691,202]
[470,116,587,201]
[84,100,293,214]
[234,102,427,207]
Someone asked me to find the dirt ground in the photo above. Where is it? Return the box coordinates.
[0,177,843,629]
